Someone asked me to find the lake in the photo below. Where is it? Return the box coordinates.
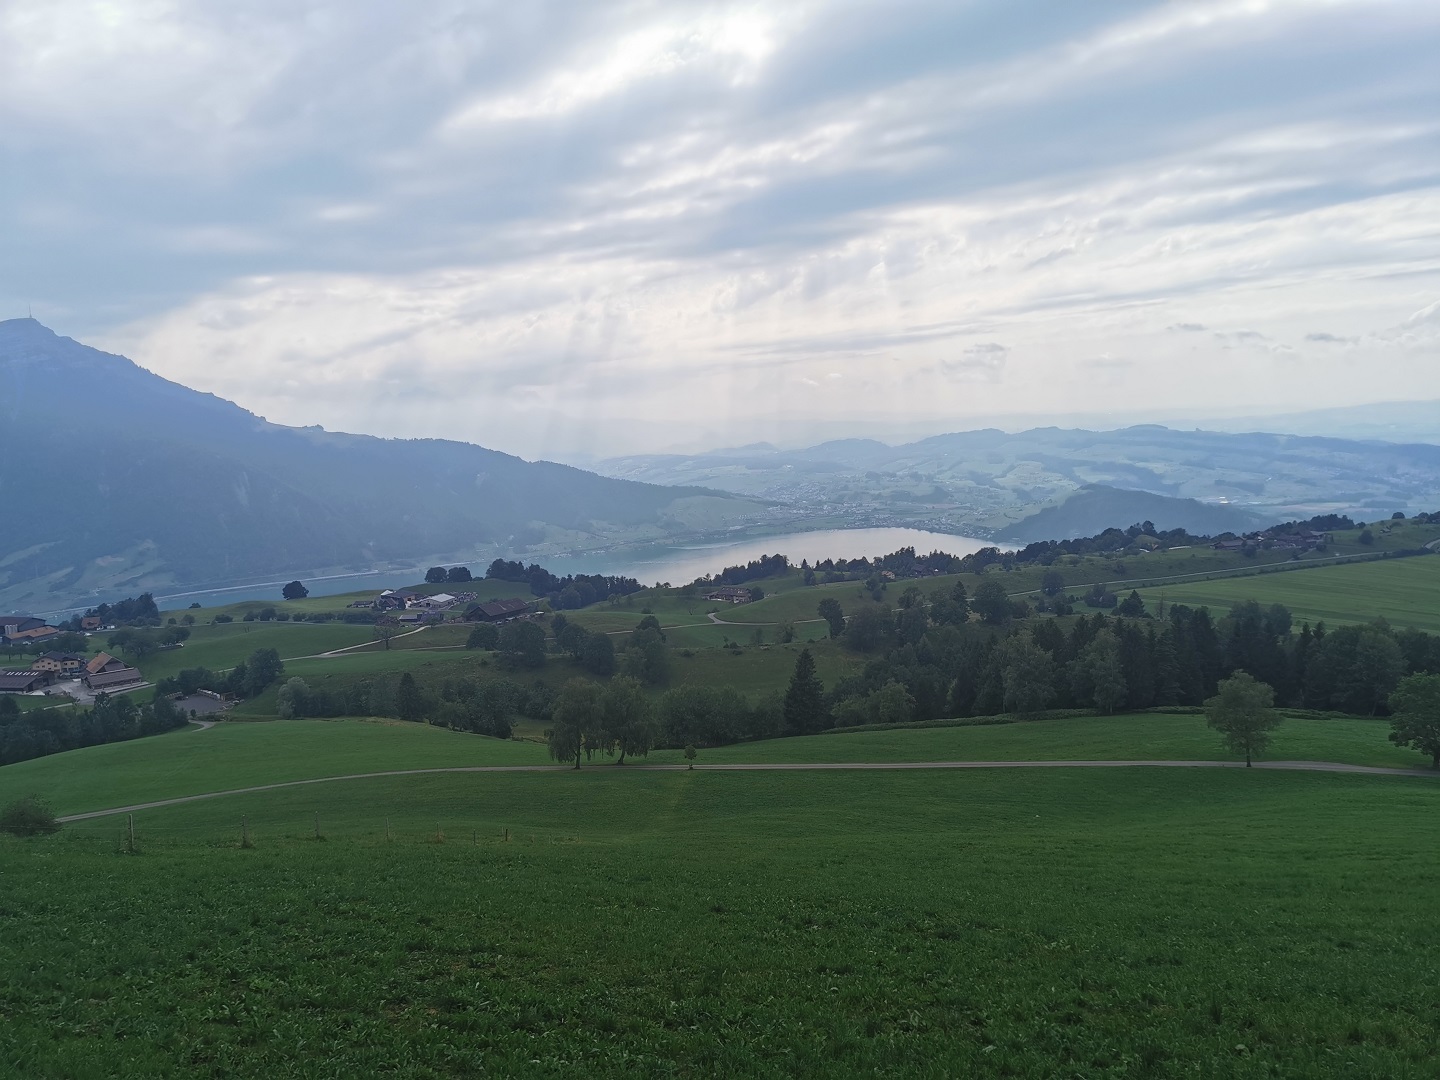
[149,527,1001,611]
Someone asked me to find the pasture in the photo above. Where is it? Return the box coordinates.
[4,764,1438,1077]
[1134,555,1440,633]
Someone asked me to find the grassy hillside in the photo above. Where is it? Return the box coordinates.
[4,767,1438,1076]
[1134,555,1440,632]
[1,710,1423,824]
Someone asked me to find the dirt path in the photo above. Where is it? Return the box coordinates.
[285,624,431,661]
[56,758,1436,823]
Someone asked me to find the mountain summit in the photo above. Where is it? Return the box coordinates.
[0,320,759,611]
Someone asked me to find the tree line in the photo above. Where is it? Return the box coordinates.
[0,691,187,767]
[485,559,644,608]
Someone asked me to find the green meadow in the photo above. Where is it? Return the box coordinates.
[5,539,1440,1075]
[4,764,1438,1077]
[1134,555,1440,632]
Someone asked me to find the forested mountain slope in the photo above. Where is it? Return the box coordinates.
[0,319,758,610]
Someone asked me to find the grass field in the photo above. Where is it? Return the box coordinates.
[1134,555,1440,633]
[130,621,377,681]
[2,710,1428,824]
[4,766,1438,1077]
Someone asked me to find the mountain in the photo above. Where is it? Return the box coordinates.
[994,485,1265,544]
[598,424,1440,535]
[0,319,765,611]
[1198,400,1440,444]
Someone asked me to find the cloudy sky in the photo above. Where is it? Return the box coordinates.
[4,0,1439,459]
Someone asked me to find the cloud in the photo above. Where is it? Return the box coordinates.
[940,343,1008,383]
[3,1,1440,455]
[1305,331,1355,344]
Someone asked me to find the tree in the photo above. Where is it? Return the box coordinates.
[1388,673,1440,768]
[0,795,59,837]
[1074,630,1127,714]
[1358,528,1374,546]
[282,580,309,600]
[817,598,846,638]
[1041,570,1066,597]
[425,566,448,584]
[466,623,499,650]
[582,632,616,677]
[549,678,604,768]
[446,566,473,583]
[1204,671,1279,766]
[783,648,828,735]
[241,648,283,698]
[1115,590,1146,618]
[374,617,398,651]
[602,676,657,764]
[498,621,547,669]
[971,578,1010,625]
[684,744,697,769]
[997,636,1055,717]
[276,677,313,719]
[396,672,425,722]
[842,604,892,652]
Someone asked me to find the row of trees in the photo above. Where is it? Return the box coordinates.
[0,691,187,767]
[466,615,673,685]
[485,559,644,608]
[154,648,285,702]
[787,591,1440,736]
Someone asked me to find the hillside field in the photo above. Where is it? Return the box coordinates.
[3,760,1437,1077]
[1134,555,1440,633]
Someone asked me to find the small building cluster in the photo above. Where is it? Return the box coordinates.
[1,615,60,646]
[1212,529,1329,553]
[703,586,754,604]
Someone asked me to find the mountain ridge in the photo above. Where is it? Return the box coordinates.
[0,320,765,612]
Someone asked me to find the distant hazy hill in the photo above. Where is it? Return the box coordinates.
[0,319,759,611]
[598,424,1440,528]
[994,485,1265,544]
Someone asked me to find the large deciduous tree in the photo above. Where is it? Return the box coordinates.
[817,598,846,638]
[1388,673,1440,768]
[549,678,604,768]
[282,580,309,600]
[602,676,657,765]
[1204,671,1278,767]
[970,578,1010,625]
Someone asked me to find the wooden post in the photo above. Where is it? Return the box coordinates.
[314,812,320,840]
[241,815,251,848]
[126,814,135,854]
[385,817,392,843]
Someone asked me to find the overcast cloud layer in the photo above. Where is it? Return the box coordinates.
[4,0,1439,458]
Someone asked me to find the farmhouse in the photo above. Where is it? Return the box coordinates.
[467,598,532,622]
[413,592,457,611]
[86,652,128,676]
[80,616,103,631]
[1212,539,1247,552]
[0,670,51,694]
[32,651,85,676]
[84,666,145,692]
[703,586,754,604]
[1,615,49,642]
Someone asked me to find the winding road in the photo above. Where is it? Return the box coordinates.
[55,758,1437,823]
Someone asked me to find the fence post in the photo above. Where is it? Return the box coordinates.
[241,815,252,849]
[314,812,321,840]
[126,814,135,854]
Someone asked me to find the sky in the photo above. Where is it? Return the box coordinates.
[4,0,1439,460]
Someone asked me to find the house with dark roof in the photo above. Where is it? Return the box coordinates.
[33,652,86,676]
[466,598,533,622]
[84,666,144,692]
[1,616,47,642]
[0,670,51,694]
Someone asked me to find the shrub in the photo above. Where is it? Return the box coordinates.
[0,795,60,837]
